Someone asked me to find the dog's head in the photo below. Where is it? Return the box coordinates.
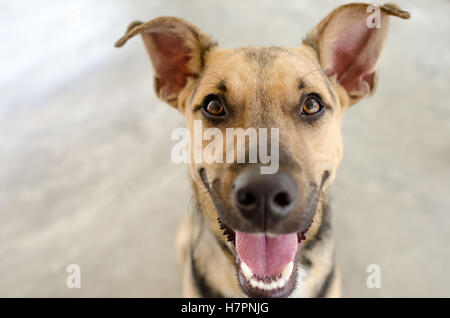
[116,2,409,297]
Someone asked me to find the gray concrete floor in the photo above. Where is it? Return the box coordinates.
[1,0,449,297]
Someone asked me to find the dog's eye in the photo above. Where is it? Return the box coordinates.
[202,95,226,117]
[301,96,323,115]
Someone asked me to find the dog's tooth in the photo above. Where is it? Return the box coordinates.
[240,262,253,280]
[282,262,294,280]
[250,278,258,288]
[277,278,286,289]
[257,281,265,290]
[270,281,278,290]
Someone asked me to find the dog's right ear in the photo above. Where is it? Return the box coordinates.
[115,17,216,108]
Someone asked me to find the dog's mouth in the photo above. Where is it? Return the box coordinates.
[219,219,307,298]
[201,168,311,297]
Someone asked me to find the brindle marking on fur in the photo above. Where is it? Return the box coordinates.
[316,262,335,298]
[302,37,319,55]
[191,193,235,264]
[217,80,227,93]
[243,47,286,67]
[297,183,320,230]
[213,233,235,261]
[298,79,306,90]
[190,251,223,297]
[300,254,313,267]
[242,47,287,117]
[298,198,330,268]
[319,70,338,105]
[197,38,218,70]
[188,73,205,107]
[302,200,331,253]
[321,170,330,188]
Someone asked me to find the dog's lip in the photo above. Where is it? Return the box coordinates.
[236,256,298,298]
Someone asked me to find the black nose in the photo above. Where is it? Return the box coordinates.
[231,167,298,227]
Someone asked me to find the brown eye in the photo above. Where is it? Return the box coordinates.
[203,95,225,117]
[302,96,322,115]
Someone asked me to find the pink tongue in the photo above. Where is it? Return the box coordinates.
[236,231,298,277]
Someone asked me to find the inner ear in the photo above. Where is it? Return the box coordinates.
[115,17,217,108]
[144,31,193,104]
[321,11,386,100]
[304,3,410,106]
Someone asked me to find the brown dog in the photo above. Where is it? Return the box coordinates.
[116,2,409,298]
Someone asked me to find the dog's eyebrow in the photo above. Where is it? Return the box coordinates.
[319,70,338,105]
[298,74,337,106]
[298,79,306,90]
[189,76,227,109]
[217,80,227,93]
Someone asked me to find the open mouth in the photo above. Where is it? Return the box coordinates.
[219,219,307,298]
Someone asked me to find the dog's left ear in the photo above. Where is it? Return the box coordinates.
[115,17,216,108]
[305,2,409,106]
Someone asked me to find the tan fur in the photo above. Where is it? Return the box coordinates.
[116,2,409,298]
[175,210,194,266]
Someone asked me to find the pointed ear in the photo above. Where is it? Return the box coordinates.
[115,17,217,107]
[304,3,409,106]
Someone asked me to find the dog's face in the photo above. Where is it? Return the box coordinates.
[116,3,409,297]
[185,45,344,231]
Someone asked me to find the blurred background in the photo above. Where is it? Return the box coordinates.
[1,0,449,297]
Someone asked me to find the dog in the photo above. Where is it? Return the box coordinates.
[115,2,409,298]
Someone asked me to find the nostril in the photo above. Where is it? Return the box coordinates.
[232,168,298,224]
[273,192,291,208]
[237,190,256,207]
